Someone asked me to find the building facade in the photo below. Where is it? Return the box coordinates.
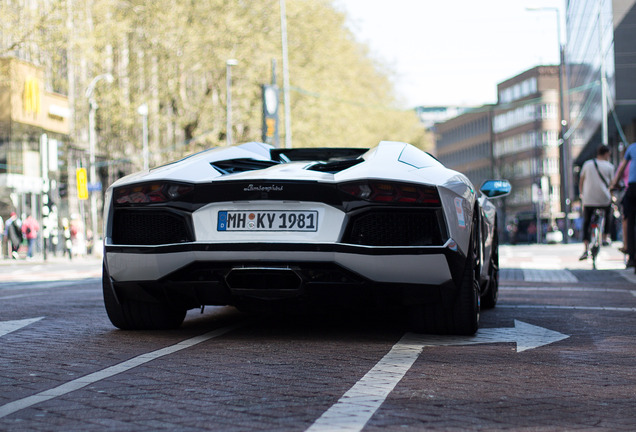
[434,106,495,190]
[431,1,636,244]
[568,0,636,167]
[434,66,567,243]
[0,57,71,253]
[415,106,469,129]
[493,66,566,240]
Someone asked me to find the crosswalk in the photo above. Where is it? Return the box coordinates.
[499,244,636,283]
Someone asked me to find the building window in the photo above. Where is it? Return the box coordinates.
[494,104,536,133]
[538,104,557,119]
[498,77,539,104]
[541,131,559,147]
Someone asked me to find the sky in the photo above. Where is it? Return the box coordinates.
[335,0,566,108]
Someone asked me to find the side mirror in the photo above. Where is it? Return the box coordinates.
[480,179,511,198]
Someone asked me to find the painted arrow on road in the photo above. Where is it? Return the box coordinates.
[407,319,570,352]
[0,317,44,338]
[307,320,570,432]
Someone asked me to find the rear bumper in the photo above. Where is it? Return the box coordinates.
[105,241,463,286]
[104,241,466,309]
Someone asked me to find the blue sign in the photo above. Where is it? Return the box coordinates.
[87,182,102,192]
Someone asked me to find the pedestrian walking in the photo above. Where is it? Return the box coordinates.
[21,214,40,259]
[4,212,23,259]
[62,217,73,260]
[611,141,636,269]
[579,145,614,261]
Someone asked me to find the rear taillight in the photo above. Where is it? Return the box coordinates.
[114,183,194,204]
[339,181,440,205]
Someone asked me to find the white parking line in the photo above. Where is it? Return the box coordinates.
[306,321,570,432]
[306,332,424,432]
[0,323,243,419]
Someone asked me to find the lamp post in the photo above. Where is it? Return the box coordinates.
[527,6,570,243]
[137,103,149,170]
[226,59,238,146]
[85,73,113,252]
[280,0,293,148]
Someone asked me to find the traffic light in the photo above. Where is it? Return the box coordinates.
[261,84,279,146]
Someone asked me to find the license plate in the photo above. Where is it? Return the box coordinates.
[217,210,318,232]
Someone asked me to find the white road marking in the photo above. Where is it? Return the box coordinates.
[0,317,44,338]
[0,278,99,292]
[0,288,96,300]
[306,321,568,432]
[499,305,636,312]
[500,286,629,293]
[0,323,243,419]
[522,269,578,282]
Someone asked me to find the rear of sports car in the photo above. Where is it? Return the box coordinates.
[102,142,480,333]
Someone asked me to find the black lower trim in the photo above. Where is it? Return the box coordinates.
[110,273,455,311]
[105,241,456,257]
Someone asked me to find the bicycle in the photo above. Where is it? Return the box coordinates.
[589,208,606,269]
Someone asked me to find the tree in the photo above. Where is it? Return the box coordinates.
[2,0,431,173]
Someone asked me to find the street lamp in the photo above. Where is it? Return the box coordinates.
[137,103,149,170]
[526,6,570,243]
[226,59,238,146]
[280,0,293,148]
[85,73,114,252]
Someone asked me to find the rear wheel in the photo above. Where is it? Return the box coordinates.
[102,262,186,330]
[409,214,480,335]
[481,225,499,309]
[448,232,480,335]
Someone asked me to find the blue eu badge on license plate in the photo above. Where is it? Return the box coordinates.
[217,211,228,231]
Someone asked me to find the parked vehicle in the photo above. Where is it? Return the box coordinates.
[102,141,510,334]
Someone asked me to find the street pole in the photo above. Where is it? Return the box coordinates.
[598,5,609,146]
[137,103,149,170]
[558,42,571,243]
[527,6,570,243]
[40,133,49,261]
[280,0,293,149]
[226,59,238,146]
[85,73,113,252]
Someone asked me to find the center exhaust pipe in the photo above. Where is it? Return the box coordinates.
[225,267,303,299]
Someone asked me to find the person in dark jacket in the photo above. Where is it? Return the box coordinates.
[4,212,23,259]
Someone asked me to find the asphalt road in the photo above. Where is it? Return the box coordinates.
[1,244,635,431]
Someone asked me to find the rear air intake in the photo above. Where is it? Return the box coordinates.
[342,210,444,246]
[112,210,192,245]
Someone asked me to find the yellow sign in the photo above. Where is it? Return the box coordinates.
[24,77,40,115]
[76,168,88,200]
[265,118,276,137]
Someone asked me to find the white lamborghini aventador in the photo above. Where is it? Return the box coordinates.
[102,141,510,334]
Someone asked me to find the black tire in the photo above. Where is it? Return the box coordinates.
[409,214,480,335]
[481,225,499,310]
[448,230,480,335]
[102,262,186,330]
